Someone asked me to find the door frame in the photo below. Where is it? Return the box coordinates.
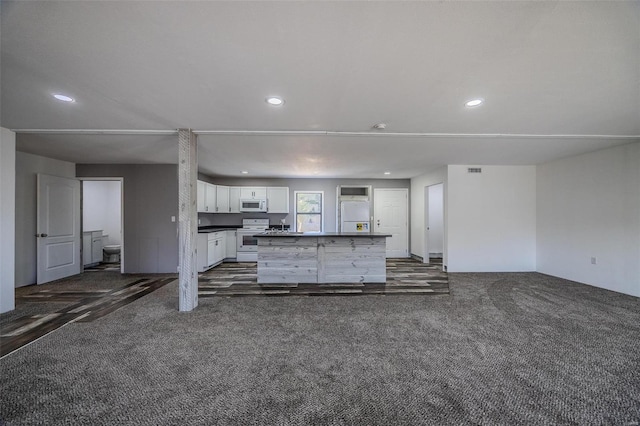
[373,187,409,258]
[424,182,445,270]
[79,177,125,273]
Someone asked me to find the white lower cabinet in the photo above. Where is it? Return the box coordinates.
[83,230,104,266]
[197,231,226,272]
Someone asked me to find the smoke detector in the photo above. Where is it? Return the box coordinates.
[372,123,387,130]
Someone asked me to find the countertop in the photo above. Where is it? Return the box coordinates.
[253,232,391,238]
[198,225,291,233]
[198,227,238,233]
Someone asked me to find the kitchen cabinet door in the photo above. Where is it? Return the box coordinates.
[229,187,241,213]
[207,239,216,267]
[267,187,289,213]
[240,187,267,199]
[214,236,225,263]
[204,183,217,212]
[216,185,230,213]
[197,180,206,212]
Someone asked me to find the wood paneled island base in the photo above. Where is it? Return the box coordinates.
[256,233,391,284]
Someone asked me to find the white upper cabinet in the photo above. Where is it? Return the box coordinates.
[240,187,267,199]
[216,185,230,213]
[199,182,288,214]
[197,180,217,213]
[229,187,241,213]
[266,187,290,213]
[197,180,206,213]
[204,182,216,212]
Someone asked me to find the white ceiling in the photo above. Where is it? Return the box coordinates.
[3,1,639,178]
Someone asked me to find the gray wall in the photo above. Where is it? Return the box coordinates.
[15,151,76,287]
[77,164,179,274]
[197,176,411,232]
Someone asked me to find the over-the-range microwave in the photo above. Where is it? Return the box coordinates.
[240,199,267,212]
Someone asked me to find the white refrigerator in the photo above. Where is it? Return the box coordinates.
[340,200,371,232]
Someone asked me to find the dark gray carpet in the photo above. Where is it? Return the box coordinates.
[1,272,639,425]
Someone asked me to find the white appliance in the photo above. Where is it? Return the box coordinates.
[340,200,371,233]
[240,199,267,212]
[236,218,269,262]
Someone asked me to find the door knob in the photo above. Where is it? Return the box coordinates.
[36,233,48,237]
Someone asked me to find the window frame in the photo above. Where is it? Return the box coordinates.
[293,190,324,233]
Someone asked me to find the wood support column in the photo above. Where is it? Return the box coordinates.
[178,129,198,311]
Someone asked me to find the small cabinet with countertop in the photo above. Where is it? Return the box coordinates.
[83,230,104,266]
[197,230,227,272]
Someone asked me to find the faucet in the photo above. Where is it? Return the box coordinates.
[280,218,285,231]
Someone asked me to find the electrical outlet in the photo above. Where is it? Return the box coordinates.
[171,216,176,222]
[591,257,597,265]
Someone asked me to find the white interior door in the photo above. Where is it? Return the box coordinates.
[37,174,81,284]
[425,183,445,266]
[373,188,409,258]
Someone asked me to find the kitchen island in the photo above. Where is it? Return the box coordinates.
[255,232,391,284]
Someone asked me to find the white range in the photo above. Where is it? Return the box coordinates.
[236,218,269,262]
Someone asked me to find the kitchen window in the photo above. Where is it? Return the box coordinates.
[294,191,324,233]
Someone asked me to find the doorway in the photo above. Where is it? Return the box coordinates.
[373,188,409,258]
[81,178,124,273]
[424,183,444,269]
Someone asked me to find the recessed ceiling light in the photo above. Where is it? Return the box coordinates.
[241,171,249,174]
[53,93,75,103]
[384,171,391,175]
[465,98,483,107]
[266,97,284,106]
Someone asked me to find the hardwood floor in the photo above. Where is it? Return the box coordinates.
[0,276,173,358]
[199,258,449,297]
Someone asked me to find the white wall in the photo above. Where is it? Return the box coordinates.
[447,165,536,272]
[537,142,640,297]
[15,151,76,287]
[83,180,122,245]
[427,183,444,255]
[410,167,447,263]
[1,128,16,313]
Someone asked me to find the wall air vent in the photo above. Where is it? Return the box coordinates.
[467,167,482,174]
